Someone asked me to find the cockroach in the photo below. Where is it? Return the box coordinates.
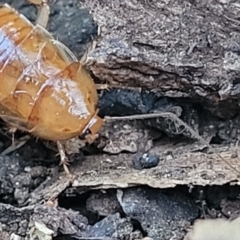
[0,1,239,177]
[0,0,103,174]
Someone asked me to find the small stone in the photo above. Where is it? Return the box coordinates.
[133,153,160,170]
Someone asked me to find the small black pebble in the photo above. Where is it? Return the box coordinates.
[133,153,160,170]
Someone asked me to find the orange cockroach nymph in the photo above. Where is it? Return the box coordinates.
[0,0,103,174]
[0,0,239,178]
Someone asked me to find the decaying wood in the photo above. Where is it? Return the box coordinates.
[26,141,240,206]
[84,0,240,118]
[71,142,240,189]
[75,0,240,184]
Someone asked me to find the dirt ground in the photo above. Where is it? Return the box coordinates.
[0,0,240,240]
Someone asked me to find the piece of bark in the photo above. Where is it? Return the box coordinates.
[23,142,240,207]
[68,140,240,190]
[84,0,240,118]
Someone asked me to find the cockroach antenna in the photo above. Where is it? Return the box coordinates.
[105,111,240,176]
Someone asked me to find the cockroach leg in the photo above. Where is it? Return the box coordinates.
[56,141,71,175]
[28,0,50,28]
[80,40,97,64]
[8,127,18,146]
[1,135,30,155]
[95,83,110,90]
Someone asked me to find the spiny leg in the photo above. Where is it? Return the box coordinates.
[0,126,30,155]
[95,83,110,91]
[1,135,30,155]
[8,127,18,146]
[56,141,71,175]
[28,0,50,28]
[80,39,97,64]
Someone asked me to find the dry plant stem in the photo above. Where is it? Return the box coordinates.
[56,141,70,175]
[105,112,240,176]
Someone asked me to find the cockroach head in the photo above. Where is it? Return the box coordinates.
[79,113,103,143]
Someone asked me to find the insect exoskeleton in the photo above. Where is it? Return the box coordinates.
[0,3,103,147]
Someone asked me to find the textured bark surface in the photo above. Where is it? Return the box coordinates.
[81,0,240,185]
[84,0,240,118]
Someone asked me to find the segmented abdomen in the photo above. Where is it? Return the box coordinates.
[0,5,66,116]
[0,5,98,140]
